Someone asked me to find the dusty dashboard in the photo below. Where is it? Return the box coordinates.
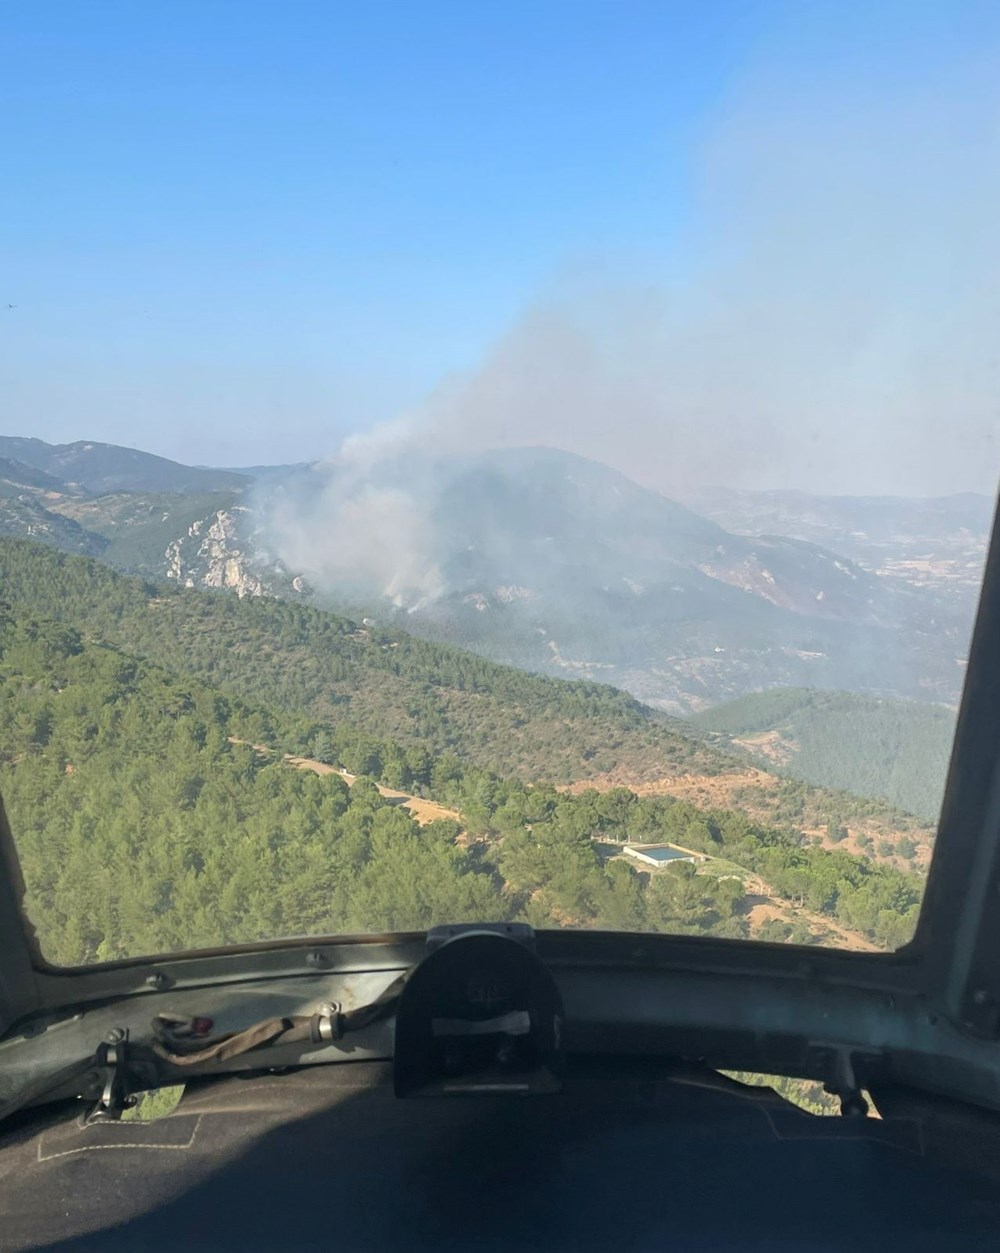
[3,926,1000,1249]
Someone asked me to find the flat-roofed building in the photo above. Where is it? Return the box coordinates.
[623,843,706,868]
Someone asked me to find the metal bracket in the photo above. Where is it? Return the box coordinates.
[85,1029,138,1124]
[808,1042,881,1117]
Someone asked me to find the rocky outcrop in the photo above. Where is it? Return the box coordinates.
[164,507,270,598]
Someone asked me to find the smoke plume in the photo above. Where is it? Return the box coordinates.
[264,38,1000,602]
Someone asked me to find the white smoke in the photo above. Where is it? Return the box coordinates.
[261,422,447,607]
[264,34,1000,601]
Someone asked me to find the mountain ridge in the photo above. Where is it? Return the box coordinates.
[0,435,983,716]
[266,445,967,711]
[0,436,249,495]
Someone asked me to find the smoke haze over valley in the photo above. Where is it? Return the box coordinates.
[0,434,986,716]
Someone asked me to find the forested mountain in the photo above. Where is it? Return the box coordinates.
[263,447,970,712]
[0,439,248,584]
[0,458,68,493]
[0,536,952,856]
[0,494,105,557]
[0,602,924,966]
[0,428,980,846]
[692,688,956,821]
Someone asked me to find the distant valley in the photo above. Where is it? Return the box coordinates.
[680,485,990,599]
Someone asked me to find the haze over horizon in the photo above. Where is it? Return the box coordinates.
[3,1,1000,497]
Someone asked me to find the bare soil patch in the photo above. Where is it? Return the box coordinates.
[287,757,461,828]
[731,730,796,767]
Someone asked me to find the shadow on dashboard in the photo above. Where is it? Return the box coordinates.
[3,1059,999,1252]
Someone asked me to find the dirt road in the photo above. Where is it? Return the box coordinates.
[285,757,462,827]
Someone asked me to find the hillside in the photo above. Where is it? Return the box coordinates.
[47,490,241,576]
[0,494,106,558]
[263,447,969,712]
[0,609,502,964]
[0,457,68,493]
[0,439,978,715]
[0,603,924,964]
[0,535,721,784]
[0,440,250,583]
[0,534,936,872]
[692,688,956,822]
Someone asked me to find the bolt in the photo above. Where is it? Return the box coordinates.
[306,950,327,969]
[105,1027,125,1045]
[318,1001,341,1016]
[145,972,168,990]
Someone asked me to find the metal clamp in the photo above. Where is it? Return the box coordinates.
[310,1003,344,1043]
[85,1030,138,1123]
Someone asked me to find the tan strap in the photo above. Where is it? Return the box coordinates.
[150,970,411,1067]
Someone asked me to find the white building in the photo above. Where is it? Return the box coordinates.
[623,844,703,868]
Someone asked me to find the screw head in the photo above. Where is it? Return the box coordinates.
[145,972,168,990]
[105,1027,126,1045]
[306,950,327,969]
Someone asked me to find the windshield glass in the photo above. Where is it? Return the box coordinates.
[1,3,996,965]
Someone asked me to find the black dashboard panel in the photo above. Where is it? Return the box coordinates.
[2,1059,999,1251]
[394,928,566,1097]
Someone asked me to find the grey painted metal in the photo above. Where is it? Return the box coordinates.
[0,796,42,1038]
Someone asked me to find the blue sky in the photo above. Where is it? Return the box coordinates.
[2,1,999,491]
